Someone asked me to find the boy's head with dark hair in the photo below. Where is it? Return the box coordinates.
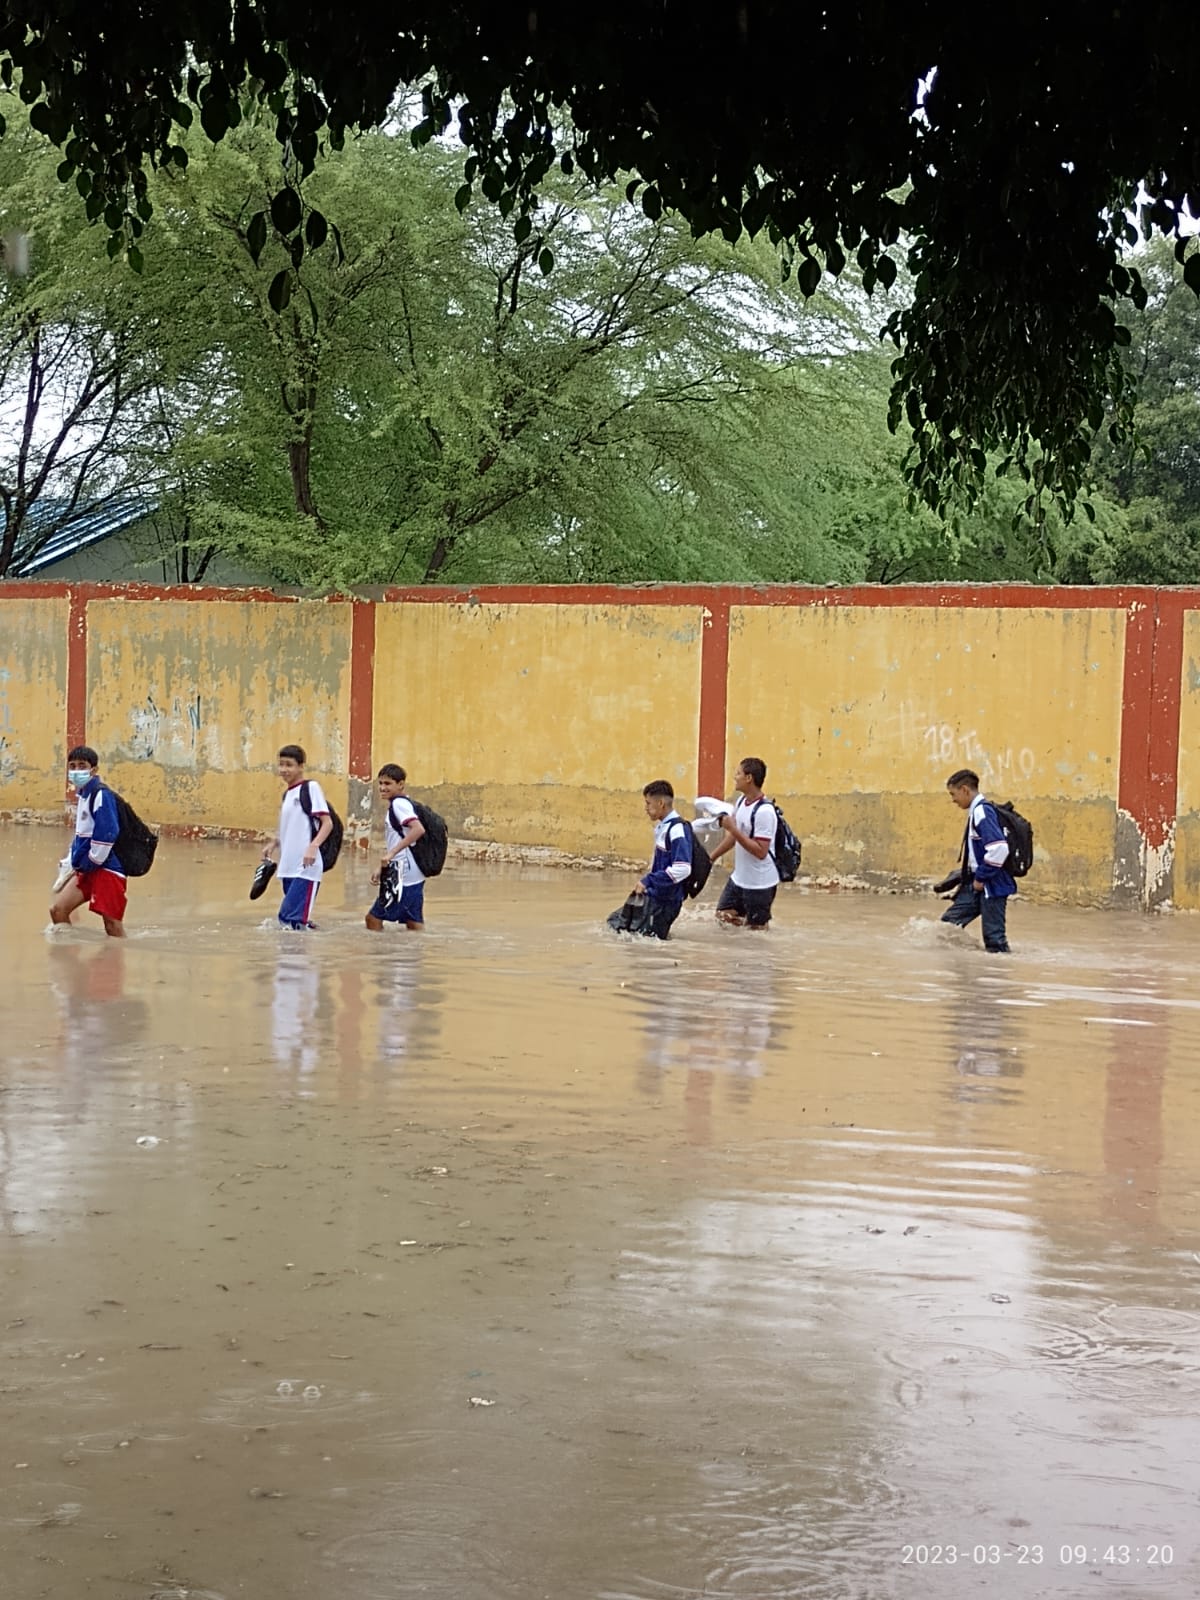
[947,769,980,809]
[67,745,99,768]
[277,744,307,785]
[642,778,675,822]
[736,756,767,792]
[377,764,407,802]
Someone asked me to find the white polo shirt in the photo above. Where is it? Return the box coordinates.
[278,779,329,882]
[732,795,780,889]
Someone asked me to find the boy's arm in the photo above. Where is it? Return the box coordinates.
[87,790,120,866]
[384,817,426,863]
[302,812,333,866]
[718,810,771,860]
[971,807,1010,883]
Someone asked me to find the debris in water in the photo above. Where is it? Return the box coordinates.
[468,1396,496,1407]
[136,1135,161,1148]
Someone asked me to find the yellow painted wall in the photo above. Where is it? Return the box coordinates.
[1172,611,1200,909]
[0,597,69,811]
[372,601,704,859]
[84,598,353,830]
[726,604,1126,901]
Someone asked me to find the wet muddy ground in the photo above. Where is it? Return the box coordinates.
[2,827,1199,1599]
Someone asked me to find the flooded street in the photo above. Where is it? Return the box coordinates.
[2,827,1199,1599]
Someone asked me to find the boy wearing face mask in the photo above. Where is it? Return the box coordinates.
[50,746,128,938]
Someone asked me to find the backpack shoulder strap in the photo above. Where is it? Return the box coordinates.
[297,779,312,816]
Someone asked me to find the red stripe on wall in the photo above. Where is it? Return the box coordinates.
[66,590,88,754]
[349,600,376,781]
[1118,596,1184,850]
[1145,594,1185,851]
[698,597,730,798]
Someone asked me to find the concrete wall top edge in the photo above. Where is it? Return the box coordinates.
[7,580,1200,609]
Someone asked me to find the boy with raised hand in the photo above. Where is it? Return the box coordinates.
[607,779,693,940]
[366,764,427,932]
[49,745,128,938]
[263,744,332,931]
[940,768,1015,953]
[709,756,780,929]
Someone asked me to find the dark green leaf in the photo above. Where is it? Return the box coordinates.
[797,256,821,297]
[57,159,75,183]
[200,98,228,142]
[642,186,662,221]
[1184,253,1200,295]
[268,269,292,313]
[305,209,328,249]
[538,246,554,275]
[514,213,532,244]
[270,185,302,235]
[128,244,144,274]
[454,183,472,213]
[561,151,574,176]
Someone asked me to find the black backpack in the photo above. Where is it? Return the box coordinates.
[101,788,158,877]
[390,798,448,878]
[750,798,802,884]
[994,801,1034,877]
[670,818,712,899]
[298,780,344,871]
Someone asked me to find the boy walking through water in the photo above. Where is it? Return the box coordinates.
[607,779,693,940]
[710,757,780,928]
[366,764,427,931]
[263,745,332,930]
[940,768,1015,952]
[49,746,128,938]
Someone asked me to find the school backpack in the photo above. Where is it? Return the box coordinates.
[101,788,158,877]
[750,798,802,883]
[298,780,344,871]
[994,801,1034,877]
[670,818,712,899]
[390,798,449,878]
[958,800,1034,879]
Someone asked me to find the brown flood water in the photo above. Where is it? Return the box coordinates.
[2,828,1199,1599]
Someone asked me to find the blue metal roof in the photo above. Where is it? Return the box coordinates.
[16,495,152,574]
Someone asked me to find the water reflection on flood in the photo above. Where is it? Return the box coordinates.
[1,828,1199,1599]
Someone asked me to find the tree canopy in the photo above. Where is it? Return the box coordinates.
[4,3,1200,533]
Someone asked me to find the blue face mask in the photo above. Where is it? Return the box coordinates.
[68,769,93,788]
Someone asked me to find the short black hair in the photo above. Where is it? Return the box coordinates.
[67,745,99,766]
[642,779,674,800]
[947,769,980,789]
[278,744,307,764]
[377,763,407,783]
[739,756,767,788]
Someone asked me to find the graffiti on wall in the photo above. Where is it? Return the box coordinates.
[128,690,204,763]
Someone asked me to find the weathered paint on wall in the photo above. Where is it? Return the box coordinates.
[372,600,703,860]
[0,597,69,810]
[724,603,1125,901]
[4,579,1200,909]
[84,597,352,831]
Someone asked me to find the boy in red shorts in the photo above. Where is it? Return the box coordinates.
[49,746,128,938]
